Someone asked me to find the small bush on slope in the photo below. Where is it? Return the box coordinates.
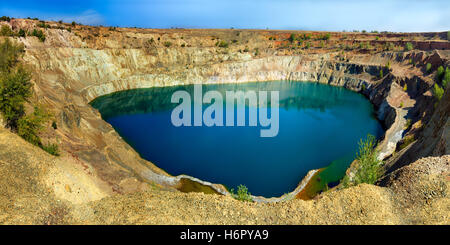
[340,134,383,188]
[404,42,413,51]
[0,39,59,156]
[432,83,444,101]
[0,40,32,130]
[0,25,14,36]
[230,185,253,202]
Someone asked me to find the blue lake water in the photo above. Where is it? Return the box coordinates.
[91,81,384,197]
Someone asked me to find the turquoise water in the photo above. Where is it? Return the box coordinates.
[91,81,383,197]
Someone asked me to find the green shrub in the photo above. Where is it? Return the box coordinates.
[216,40,229,48]
[71,21,76,27]
[163,41,172,47]
[37,21,50,29]
[437,66,444,79]
[0,39,59,155]
[432,83,444,101]
[436,66,449,88]
[384,42,394,51]
[254,48,260,56]
[305,42,310,49]
[442,67,450,89]
[399,135,415,150]
[404,42,413,51]
[426,63,432,73]
[386,61,391,70]
[404,118,412,129]
[0,39,25,72]
[230,185,253,202]
[352,135,383,185]
[340,135,383,187]
[447,31,450,41]
[0,16,11,22]
[42,143,60,156]
[318,33,330,40]
[0,25,14,36]
[0,66,32,129]
[379,69,383,78]
[17,105,50,146]
[288,33,296,43]
[31,29,46,42]
[17,29,26,37]
[51,121,57,129]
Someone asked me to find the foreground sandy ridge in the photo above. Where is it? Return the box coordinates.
[0,126,448,224]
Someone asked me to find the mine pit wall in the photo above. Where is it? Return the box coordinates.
[20,38,446,201]
[78,55,407,200]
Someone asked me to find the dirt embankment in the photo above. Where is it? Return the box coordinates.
[0,125,448,224]
[0,18,449,224]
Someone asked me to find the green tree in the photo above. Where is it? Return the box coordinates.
[31,29,46,42]
[442,67,450,89]
[340,135,383,188]
[230,185,253,202]
[404,42,413,51]
[433,83,444,101]
[17,29,26,37]
[0,16,11,22]
[0,25,14,36]
[437,66,444,79]
[17,105,50,146]
[0,66,32,129]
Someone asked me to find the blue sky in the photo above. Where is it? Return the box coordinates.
[1,0,449,32]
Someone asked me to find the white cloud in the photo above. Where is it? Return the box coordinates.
[57,10,104,25]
